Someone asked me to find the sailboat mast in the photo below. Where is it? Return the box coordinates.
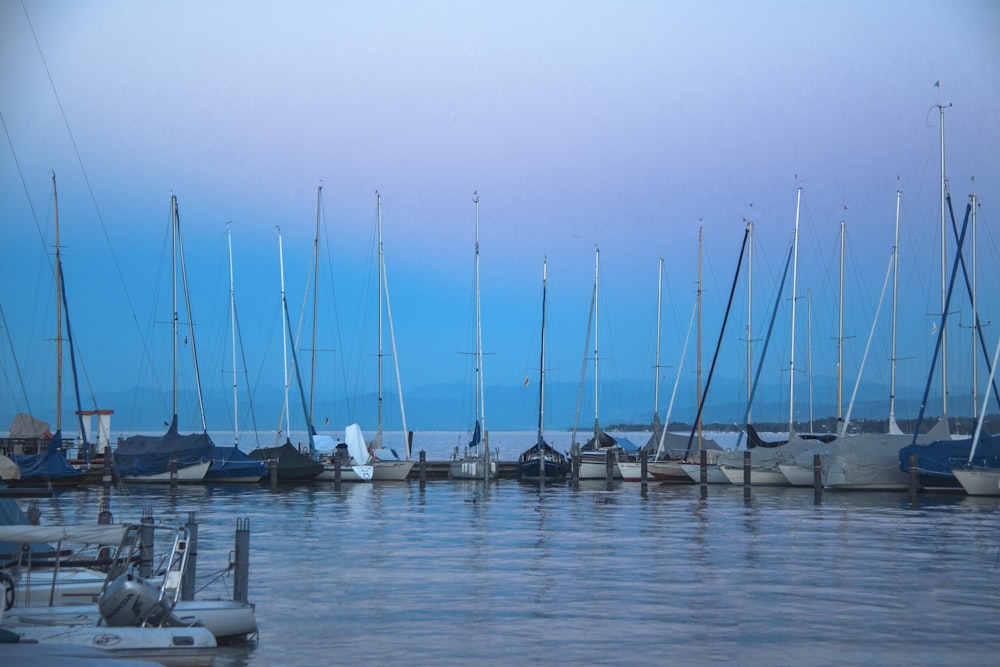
[837,218,845,424]
[538,258,547,479]
[171,195,179,422]
[971,192,978,419]
[938,103,950,420]
[278,227,290,439]
[228,224,238,445]
[473,192,487,471]
[376,192,384,442]
[52,173,63,432]
[746,220,753,424]
[310,186,321,428]
[696,225,703,451]
[888,189,902,433]
[538,259,547,443]
[654,257,663,418]
[789,187,801,432]
[593,245,600,439]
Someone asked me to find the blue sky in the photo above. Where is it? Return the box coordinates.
[2,0,998,440]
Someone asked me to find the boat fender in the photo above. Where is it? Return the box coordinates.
[0,571,15,611]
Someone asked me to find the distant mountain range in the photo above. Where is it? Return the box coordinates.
[5,374,981,437]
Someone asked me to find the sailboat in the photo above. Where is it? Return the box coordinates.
[360,192,415,481]
[717,189,815,485]
[114,196,212,483]
[451,193,497,481]
[249,226,324,481]
[573,246,628,480]
[517,258,568,482]
[204,225,267,483]
[9,175,89,487]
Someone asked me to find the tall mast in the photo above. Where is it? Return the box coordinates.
[653,257,663,421]
[309,186,321,427]
[888,189,902,434]
[746,220,753,424]
[52,173,63,432]
[171,195,179,423]
[376,192,384,442]
[278,227,290,440]
[473,191,487,477]
[228,223,238,445]
[537,258,547,453]
[938,103,950,420]
[837,217,845,425]
[593,245,600,439]
[696,225,703,451]
[971,192,978,419]
[789,187,802,432]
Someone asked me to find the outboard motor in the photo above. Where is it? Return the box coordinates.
[98,572,177,627]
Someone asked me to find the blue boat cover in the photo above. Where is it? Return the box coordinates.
[899,433,1000,479]
[115,417,214,477]
[12,430,85,483]
[205,446,267,481]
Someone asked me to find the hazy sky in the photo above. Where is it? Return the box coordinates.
[2,0,998,439]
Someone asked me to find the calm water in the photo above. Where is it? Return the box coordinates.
[22,431,1000,666]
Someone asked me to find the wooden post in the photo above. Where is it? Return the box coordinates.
[233,518,250,604]
[182,512,197,601]
[268,458,278,486]
[743,449,752,500]
[139,509,154,578]
[813,452,822,503]
[102,445,113,486]
[605,448,615,486]
[908,453,919,496]
[640,449,648,492]
[419,450,427,484]
[700,449,708,486]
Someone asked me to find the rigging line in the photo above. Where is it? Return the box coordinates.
[20,0,155,402]
[0,110,49,254]
[0,303,33,417]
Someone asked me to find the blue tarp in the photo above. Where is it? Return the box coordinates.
[114,417,213,477]
[899,433,1000,479]
[12,430,85,483]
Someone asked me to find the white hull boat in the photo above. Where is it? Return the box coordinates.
[952,467,1000,496]
[2,622,217,666]
[720,464,790,486]
[10,598,257,642]
[120,460,211,484]
[778,463,818,486]
[679,462,731,484]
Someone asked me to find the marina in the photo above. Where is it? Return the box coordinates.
[2,450,999,666]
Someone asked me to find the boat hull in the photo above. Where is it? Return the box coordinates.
[952,467,1000,496]
[720,464,790,486]
[679,462,731,484]
[119,460,211,484]
[645,460,696,483]
[3,622,217,667]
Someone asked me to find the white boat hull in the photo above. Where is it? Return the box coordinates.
[679,462,731,484]
[2,621,217,666]
[372,460,414,481]
[645,460,694,483]
[720,464,790,486]
[9,598,257,641]
[778,463,818,486]
[120,460,211,484]
[953,467,1000,496]
[576,455,622,480]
